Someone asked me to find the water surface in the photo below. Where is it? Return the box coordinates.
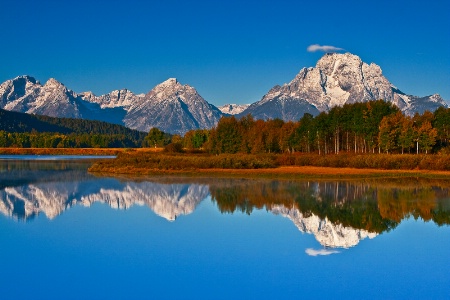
[0,160,449,299]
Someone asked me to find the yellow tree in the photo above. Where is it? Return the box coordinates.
[417,121,437,154]
[378,111,403,153]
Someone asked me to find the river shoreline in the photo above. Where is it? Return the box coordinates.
[89,165,450,180]
[3,148,450,179]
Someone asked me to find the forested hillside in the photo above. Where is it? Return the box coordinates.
[0,109,146,148]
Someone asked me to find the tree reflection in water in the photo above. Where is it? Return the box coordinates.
[1,160,449,250]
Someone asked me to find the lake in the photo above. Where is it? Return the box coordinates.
[0,158,449,299]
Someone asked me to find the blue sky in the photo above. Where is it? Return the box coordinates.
[1,0,449,106]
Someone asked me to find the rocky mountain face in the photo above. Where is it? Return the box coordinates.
[1,76,80,118]
[218,104,249,115]
[80,89,144,110]
[240,53,448,120]
[0,76,223,134]
[0,76,127,125]
[123,78,223,134]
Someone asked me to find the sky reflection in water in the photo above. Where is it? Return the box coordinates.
[0,160,449,299]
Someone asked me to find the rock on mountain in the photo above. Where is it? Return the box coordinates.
[80,89,144,110]
[123,78,223,134]
[0,75,126,125]
[81,78,223,134]
[240,52,448,121]
[0,76,223,134]
[218,103,249,115]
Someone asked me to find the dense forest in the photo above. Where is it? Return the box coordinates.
[0,108,146,148]
[175,100,450,155]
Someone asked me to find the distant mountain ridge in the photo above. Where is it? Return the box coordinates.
[218,104,249,115]
[0,53,447,133]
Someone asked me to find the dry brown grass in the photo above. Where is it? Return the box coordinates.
[89,165,450,179]
[87,151,450,179]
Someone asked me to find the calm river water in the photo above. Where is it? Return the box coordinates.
[0,158,449,299]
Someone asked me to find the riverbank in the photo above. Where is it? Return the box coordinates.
[4,149,450,179]
[88,151,450,179]
[90,165,450,179]
[0,147,163,156]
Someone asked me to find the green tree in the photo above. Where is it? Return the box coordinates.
[145,127,166,148]
[362,100,400,153]
[433,107,450,149]
[398,115,415,154]
[211,116,242,154]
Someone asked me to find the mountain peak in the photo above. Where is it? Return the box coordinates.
[14,75,38,84]
[126,78,222,134]
[44,78,64,88]
[240,52,447,120]
[157,78,179,88]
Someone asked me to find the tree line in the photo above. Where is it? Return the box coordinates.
[162,100,449,155]
[0,131,142,148]
[0,108,146,148]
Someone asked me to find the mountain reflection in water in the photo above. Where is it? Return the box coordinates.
[1,160,449,251]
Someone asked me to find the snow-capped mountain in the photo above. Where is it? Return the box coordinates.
[1,53,447,132]
[218,103,249,115]
[1,76,81,118]
[0,75,126,124]
[0,76,223,134]
[123,78,223,134]
[240,53,448,120]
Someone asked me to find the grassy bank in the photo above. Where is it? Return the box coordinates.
[88,152,450,179]
[277,153,450,171]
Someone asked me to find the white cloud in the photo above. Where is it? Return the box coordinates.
[305,248,340,256]
[307,44,344,53]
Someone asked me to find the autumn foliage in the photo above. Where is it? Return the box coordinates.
[180,100,449,155]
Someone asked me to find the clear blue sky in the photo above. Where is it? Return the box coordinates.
[1,0,449,106]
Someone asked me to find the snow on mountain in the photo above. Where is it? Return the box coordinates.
[1,53,447,133]
[0,75,40,109]
[1,76,85,118]
[0,75,224,134]
[124,78,223,134]
[80,88,144,110]
[271,205,377,248]
[0,75,127,124]
[241,52,447,121]
[218,104,250,115]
